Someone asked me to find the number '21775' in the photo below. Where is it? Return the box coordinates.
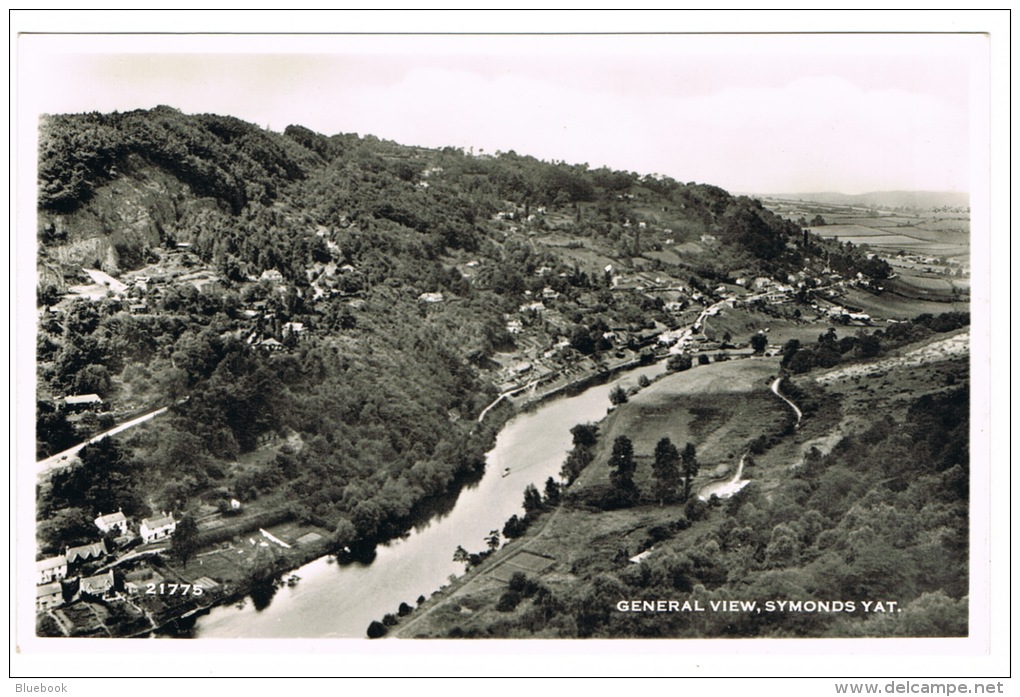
[145,583,203,596]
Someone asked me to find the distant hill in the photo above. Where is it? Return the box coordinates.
[759,190,969,211]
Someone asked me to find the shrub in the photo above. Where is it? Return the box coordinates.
[496,590,523,612]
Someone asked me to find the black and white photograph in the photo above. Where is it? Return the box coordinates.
[11,10,1008,686]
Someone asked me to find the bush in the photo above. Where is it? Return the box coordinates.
[366,620,388,638]
[508,572,528,593]
[684,496,709,522]
[609,385,628,405]
[668,353,693,372]
[496,590,523,612]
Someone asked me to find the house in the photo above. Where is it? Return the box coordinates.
[418,292,444,303]
[79,570,115,599]
[36,582,64,612]
[140,513,176,543]
[66,540,108,566]
[62,394,103,411]
[629,549,655,564]
[259,269,284,284]
[258,338,285,352]
[37,556,68,585]
[94,510,129,536]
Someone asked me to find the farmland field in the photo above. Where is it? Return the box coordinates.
[809,223,896,238]
[839,287,968,318]
[827,216,918,227]
[642,249,683,265]
[841,234,931,247]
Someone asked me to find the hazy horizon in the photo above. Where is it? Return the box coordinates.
[20,33,983,196]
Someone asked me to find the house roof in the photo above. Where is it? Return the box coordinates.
[142,514,175,530]
[95,511,127,528]
[63,394,102,405]
[37,556,66,571]
[629,548,655,564]
[66,540,107,563]
[80,571,114,595]
[37,582,63,598]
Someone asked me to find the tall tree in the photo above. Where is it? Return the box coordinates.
[750,333,768,354]
[170,514,200,568]
[543,476,562,506]
[609,435,636,490]
[681,442,700,501]
[652,437,681,504]
[522,484,544,514]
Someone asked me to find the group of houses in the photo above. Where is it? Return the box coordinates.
[35,511,177,613]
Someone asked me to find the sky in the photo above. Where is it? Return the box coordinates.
[17,30,986,196]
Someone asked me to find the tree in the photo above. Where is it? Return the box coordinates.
[667,353,693,372]
[609,436,636,490]
[750,333,768,354]
[171,515,200,568]
[453,545,471,568]
[49,437,143,517]
[485,529,501,551]
[681,442,700,501]
[503,514,528,539]
[543,476,561,506]
[780,338,801,368]
[652,437,681,505]
[570,423,599,448]
[523,484,544,513]
[608,385,628,406]
[569,325,596,355]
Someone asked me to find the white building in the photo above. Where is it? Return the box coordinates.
[37,556,67,585]
[140,513,177,544]
[94,510,129,536]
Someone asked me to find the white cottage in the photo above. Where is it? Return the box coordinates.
[37,556,67,585]
[140,513,177,544]
[94,510,129,536]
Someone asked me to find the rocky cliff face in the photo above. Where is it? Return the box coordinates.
[38,155,225,283]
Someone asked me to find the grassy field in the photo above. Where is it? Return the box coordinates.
[839,287,968,319]
[575,358,784,489]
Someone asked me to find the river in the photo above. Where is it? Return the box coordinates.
[189,361,668,638]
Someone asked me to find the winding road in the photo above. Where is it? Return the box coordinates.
[37,403,174,477]
[770,376,803,427]
[697,376,802,501]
